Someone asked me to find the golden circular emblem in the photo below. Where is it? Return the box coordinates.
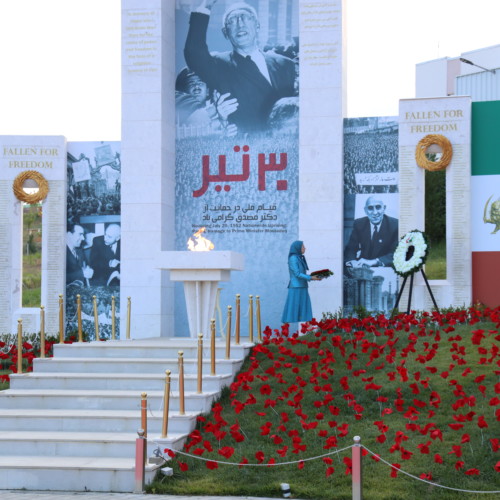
[12,170,49,203]
[415,134,453,171]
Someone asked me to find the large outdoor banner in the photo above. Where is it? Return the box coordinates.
[66,141,121,339]
[343,117,399,316]
[471,100,500,307]
[175,1,299,336]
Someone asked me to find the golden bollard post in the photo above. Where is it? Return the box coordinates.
[225,305,232,360]
[76,294,83,342]
[161,370,171,438]
[40,306,45,359]
[58,294,64,343]
[197,332,203,394]
[126,297,131,339]
[92,295,100,341]
[178,351,185,416]
[210,319,216,376]
[17,319,23,374]
[235,294,241,345]
[248,295,254,343]
[256,295,262,342]
[141,392,148,438]
[111,296,116,340]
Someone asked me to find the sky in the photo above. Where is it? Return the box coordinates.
[0,0,499,141]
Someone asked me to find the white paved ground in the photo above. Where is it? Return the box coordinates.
[1,493,286,500]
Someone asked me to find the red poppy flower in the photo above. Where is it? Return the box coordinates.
[178,462,189,471]
[206,461,218,470]
[271,434,283,446]
[465,468,480,475]
[449,445,463,457]
[434,453,443,464]
[218,446,235,459]
[337,423,349,437]
[491,438,500,452]
[494,461,500,472]
[328,406,340,415]
[255,451,265,463]
[276,446,288,457]
[230,430,245,443]
[260,384,272,395]
[417,441,431,454]
[325,466,335,477]
[343,456,352,475]
[390,463,401,478]
[477,416,489,429]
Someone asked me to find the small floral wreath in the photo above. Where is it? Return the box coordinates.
[393,230,429,277]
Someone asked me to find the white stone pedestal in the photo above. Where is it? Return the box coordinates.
[157,251,244,338]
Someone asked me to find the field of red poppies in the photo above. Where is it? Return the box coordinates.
[0,334,61,388]
[150,307,500,500]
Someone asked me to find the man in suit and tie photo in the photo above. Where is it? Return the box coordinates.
[66,223,94,286]
[90,223,121,286]
[184,0,297,133]
[344,196,399,269]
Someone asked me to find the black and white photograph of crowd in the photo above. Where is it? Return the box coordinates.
[65,142,121,339]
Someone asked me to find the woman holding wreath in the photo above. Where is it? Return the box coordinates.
[281,240,320,324]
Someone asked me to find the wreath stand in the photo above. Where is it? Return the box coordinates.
[390,269,438,318]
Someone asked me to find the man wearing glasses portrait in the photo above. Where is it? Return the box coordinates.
[183,0,297,133]
[344,196,399,269]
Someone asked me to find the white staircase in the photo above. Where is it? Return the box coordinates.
[0,338,252,492]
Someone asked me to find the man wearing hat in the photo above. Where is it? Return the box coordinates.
[184,0,297,133]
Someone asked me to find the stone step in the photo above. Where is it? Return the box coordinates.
[53,339,253,360]
[0,456,158,492]
[9,371,233,392]
[0,431,185,459]
[33,356,244,375]
[0,389,218,413]
[0,408,196,435]
[0,337,252,493]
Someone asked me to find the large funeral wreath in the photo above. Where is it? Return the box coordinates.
[393,230,429,278]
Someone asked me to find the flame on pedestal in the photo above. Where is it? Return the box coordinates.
[187,227,215,251]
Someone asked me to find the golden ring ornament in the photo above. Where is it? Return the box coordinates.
[12,170,49,203]
[415,134,453,171]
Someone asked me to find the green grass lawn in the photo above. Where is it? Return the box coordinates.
[148,310,500,499]
[425,240,446,280]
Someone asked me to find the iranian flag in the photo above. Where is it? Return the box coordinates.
[471,101,500,306]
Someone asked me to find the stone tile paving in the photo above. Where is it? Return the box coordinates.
[1,492,284,500]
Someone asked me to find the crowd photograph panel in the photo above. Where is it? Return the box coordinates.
[65,142,121,339]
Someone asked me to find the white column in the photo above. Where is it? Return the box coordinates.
[121,0,176,338]
[299,0,346,317]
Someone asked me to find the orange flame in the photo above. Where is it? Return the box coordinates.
[187,227,215,251]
